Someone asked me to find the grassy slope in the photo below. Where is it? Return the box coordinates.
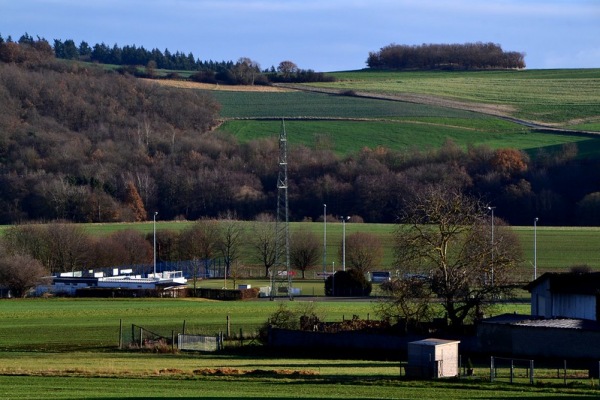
[318,69,600,128]
[205,69,600,158]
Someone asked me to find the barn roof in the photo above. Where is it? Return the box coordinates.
[524,272,600,295]
[482,313,600,331]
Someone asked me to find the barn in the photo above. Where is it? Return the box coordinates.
[525,272,600,320]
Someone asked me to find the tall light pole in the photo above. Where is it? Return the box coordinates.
[323,204,327,275]
[341,216,350,271]
[534,217,538,280]
[488,206,495,285]
[153,211,158,277]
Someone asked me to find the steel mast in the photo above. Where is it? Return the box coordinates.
[271,119,292,299]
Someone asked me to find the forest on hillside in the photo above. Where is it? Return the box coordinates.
[1,39,600,226]
[5,33,333,85]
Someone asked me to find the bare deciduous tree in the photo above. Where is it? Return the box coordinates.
[340,232,383,274]
[250,213,277,277]
[375,275,433,332]
[0,254,48,297]
[290,230,321,279]
[393,185,522,327]
[179,219,221,291]
[217,211,246,277]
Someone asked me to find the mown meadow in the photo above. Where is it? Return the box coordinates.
[208,68,600,160]
[318,69,600,128]
[0,298,594,399]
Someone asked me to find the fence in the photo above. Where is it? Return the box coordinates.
[119,319,262,351]
[178,333,222,351]
[490,357,598,386]
[490,356,534,384]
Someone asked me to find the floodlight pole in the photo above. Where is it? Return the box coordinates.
[153,211,158,276]
[341,216,350,271]
[323,204,327,275]
[534,217,538,280]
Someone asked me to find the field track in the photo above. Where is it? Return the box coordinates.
[274,83,600,136]
[148,77,600,137]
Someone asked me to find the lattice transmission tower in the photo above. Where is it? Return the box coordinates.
[270,119,292,299]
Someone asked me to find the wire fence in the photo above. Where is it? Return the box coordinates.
[119,319,263,352]
[490,357,597,386]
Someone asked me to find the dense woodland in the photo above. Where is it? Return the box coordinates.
[4,34,333,85]
[367,42,526,70]
[1,39,600,226]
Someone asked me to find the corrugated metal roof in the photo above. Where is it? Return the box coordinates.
[482,313,600,331]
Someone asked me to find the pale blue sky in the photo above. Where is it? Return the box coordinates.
[1,0,598,71]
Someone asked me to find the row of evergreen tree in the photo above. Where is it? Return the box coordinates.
[5,32,233,72]
[2,33,335,85]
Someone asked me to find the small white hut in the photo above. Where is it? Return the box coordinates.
[406,338,461,378]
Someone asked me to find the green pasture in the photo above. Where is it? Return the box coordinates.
[208,90,482,119]
[2,373,598,399]
[0,297,583,399]
[0,298,377,351]
[219,118,600,157]
[318,69,600,127]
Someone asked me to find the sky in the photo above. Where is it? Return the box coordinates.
[1,0,599,71]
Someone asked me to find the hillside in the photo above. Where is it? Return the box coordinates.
[307,69,600,130]
[3,40,600,226]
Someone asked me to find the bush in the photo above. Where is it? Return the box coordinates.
[325,269,372,297]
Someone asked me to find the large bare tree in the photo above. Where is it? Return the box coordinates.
[290,230,321,279]
[393,185,522,327]
[250,213,277,277]
[217,212,246,277]
[339,232,383,274]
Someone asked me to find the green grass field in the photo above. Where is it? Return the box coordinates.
[0,298,592,399]
[204,68,600,159]
[219,118,600,157]
[319,69,600,127]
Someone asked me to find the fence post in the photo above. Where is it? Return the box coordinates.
[118,319,122,349]
[564,360,567,386]
[182,320,186,335]
[510,359,514,384]
[530,360,534,385]
[227,315,231,338]
[139,327,143,348]
[490,357,495,382]
[171,330,175,352]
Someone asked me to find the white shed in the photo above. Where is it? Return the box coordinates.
[406,338,460,378]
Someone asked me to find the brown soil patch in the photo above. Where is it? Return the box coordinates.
[144,79,294,92]
[192,368,318,376]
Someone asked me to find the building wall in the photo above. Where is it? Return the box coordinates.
[406,341,460,378]
[530,280,596,320]
[478,323,600,359]
[552,293,595,320]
